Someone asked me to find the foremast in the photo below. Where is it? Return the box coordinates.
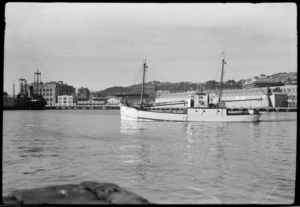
[218,52,226,106]
[140,59,147,108]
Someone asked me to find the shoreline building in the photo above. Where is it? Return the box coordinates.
[77,87,91,101]
[271,85,297,107]
[56,95,75,108]
[218,88,287,108]
[154,87,289,109]
[29,81,76,107]
[76,96,107,108]
[107,96,121,105]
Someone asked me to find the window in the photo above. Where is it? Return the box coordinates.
[50,98,53,101]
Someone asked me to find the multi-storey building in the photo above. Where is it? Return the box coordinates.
[29,81,76,107]
[57,95,75,107]
[77,87,90,101]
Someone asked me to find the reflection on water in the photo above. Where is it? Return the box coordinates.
[119,120,153,182]
[3,111,296,204]
[120,120,148,135]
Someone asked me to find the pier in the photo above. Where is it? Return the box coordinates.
[46,105,120,110]
[228,107,297,112]
[45,106,297,112]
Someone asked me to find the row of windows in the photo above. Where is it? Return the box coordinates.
[58,101,73,103]
[46,98,53,101]
[58,97,73,100]
[43,93,53,96]
[281,88,297,93]
[77,101,105,104]
[42,88,53,91]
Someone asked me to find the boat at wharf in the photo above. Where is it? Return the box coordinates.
[120,53,262,122]
[16,70,47,110]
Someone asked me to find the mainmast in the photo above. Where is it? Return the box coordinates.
[218,52,226,104]
[140,59,147,108]
[34,69,41,95]
[19,78,27,96]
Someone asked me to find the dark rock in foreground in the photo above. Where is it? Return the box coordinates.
[3,181,152,204]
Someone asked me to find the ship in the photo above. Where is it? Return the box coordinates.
[16,70,47,110]
[120,52,262,122]
[3,91,17,110]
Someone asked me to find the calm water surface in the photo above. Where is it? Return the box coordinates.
[3,110,297,204]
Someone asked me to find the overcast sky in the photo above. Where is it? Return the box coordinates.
[4,3,297,94]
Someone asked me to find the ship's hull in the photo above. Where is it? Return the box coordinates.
[3,96,17,110]
[120,105,261,122]
[16,99,47,110]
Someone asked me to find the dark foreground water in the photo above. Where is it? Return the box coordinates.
[3,110,297,204]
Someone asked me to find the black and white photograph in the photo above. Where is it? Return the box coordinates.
[3,2,297,204]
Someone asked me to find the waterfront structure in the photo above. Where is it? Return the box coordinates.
[220,88,287,108]
[77,87,90,101]
[271,85,297,107]
[56,95,75,108]
[31,81,76,107]
[76,97,107,108]
[154,88,288,109]
[107,96,121,105]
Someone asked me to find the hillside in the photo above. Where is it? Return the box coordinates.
[95,72,297,96]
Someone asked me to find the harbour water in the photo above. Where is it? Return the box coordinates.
[3,110,297,204]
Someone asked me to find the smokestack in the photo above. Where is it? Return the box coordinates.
[29,86,34,98]
[13,83,15,98]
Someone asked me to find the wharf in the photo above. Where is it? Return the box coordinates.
[46,105,120,110]
[45,106,297,112]
[228,107,297,112]
[146,107,297,112]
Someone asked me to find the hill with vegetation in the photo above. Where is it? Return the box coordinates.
[95,72,297,97]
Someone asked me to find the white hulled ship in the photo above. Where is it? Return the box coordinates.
[120,53,261,122]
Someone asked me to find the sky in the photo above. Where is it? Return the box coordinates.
[4,3,297,95]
